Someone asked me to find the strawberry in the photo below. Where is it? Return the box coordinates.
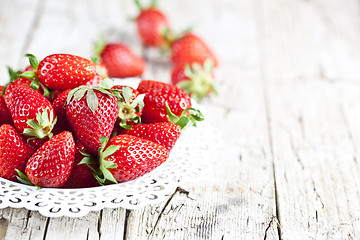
[24,131,75,188]
[21,54,97,90]
[5,85,57,140]
[93,40,145,78]
[134,0,169,47]
[62,141,99,188]
[96,135,169,183]
[170,33,218,68]
[171,60,217,102]
[65,79,118,155]
[112,85,145,129]
[0,86,12,126]
[52,89,71,134]
[137,80,191,123]
[122,122,181,151]
[4,77,35,103]
[0,124,35,181]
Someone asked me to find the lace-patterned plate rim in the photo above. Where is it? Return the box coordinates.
[0,121,221,217]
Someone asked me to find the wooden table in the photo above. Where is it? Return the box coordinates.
[1,0,360,239]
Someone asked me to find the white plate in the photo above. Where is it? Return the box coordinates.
[0,121,220,217]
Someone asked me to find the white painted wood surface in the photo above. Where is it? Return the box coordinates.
[0,0,359,239]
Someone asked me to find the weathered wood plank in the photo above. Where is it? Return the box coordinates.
[261,0,360,83]
[0,0,41,84]
[124,0,279,239]
[267,81,360,239]
[0,209,47,240]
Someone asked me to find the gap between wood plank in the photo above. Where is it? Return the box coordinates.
[97,209,103,239]
[147,187,191,238]
[42,217,50,240]
[253,0,282,239]
[122,209,130,240]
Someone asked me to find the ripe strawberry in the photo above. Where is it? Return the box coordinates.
[0,86,12,126]
[171,60,217,102]
[170,33,218,68]
[24,131,75,188]
[65,79,118,155]
[112,85,145,129]
[0,124,35,182]
[94,40,145,78]
[21,54,96,90]
[137,80,191,123]
[5,85,57,140]
[96,135,169,183]
[122,122,181,151]
[62,141,99,188]
[4,77,35,103]
[134,0,169,47]
[52,89,71,134]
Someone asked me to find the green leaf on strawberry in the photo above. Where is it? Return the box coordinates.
[66,79,115,113]
[93,136,119,185]
[23,107,57,139]
[24,53,39,71]
[165,102,204,129]
[15,169,42,189]
[112,86,145,129]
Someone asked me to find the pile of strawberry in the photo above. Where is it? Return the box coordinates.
[0,53,203,189]
[94,0,218,102]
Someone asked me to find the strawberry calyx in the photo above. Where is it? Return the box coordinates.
[77,151,102,181]
[94,136,119,185]
[113,86,145,130]
[19,54,53,97]
[134,0,158,11]
[161,27,192,50]
[2,66,22,96]
[166,102,204,129]
[66,78,115,113]
[92,37,106,64]
[23,107,57,139]
[177,59,217,102]
[15,169,42,189]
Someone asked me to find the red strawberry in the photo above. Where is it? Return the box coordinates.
[52,89,71,134]
[122,122,181,151]
[170,33,218,67]
[134,0,169,47]
[62,141,99,188]
[4,78,35,103]
[25,131,75,188]
[5,85,57,140]
[0,86,12,126]
[65,80,118,155]
[112,85,145,129]
[33,54,97,90]
[94,41,145,78]
[171,60,216,102]
[137,80,192,123]
[0,124,35,181]
[96,135,169,183]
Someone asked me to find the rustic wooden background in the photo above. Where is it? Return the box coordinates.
[1,0,360,239]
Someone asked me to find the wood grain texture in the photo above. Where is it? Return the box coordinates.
[0,0,360,239]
